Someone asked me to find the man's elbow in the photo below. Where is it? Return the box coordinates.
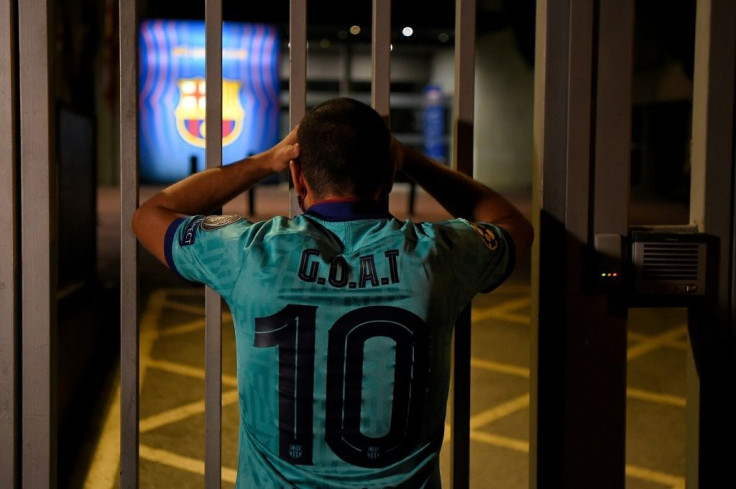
[511,219,534,261]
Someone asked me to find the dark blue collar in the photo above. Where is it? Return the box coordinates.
[305,198,392,222]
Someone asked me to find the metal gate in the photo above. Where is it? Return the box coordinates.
[2,0,736,488]
[118,1,478,488]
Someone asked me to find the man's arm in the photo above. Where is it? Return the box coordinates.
[395,141,533,258]
[132,127,300,266]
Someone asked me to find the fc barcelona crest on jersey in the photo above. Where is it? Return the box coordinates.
[288,444,303,460]
[174,78,245,148]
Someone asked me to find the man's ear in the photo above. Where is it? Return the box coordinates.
[290,159,307,197]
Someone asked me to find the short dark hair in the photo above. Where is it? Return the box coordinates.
[296,98,393,200]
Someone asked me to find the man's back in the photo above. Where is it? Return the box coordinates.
[166,200,514,488]
[133,97,531,487]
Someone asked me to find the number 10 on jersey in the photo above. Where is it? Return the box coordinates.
[254,304,429,468]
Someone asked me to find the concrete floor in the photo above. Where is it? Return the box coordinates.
[88,184,691,489]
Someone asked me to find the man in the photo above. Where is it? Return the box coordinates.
[133,97,533,488]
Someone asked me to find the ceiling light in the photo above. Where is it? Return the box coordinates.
[402,26,413,37]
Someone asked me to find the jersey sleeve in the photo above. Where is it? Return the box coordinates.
[437,219,516,298]
[164,214,251,296]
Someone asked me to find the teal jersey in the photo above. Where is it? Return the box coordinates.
[164,200,515,489]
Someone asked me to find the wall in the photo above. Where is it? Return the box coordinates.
[430,28,534,189]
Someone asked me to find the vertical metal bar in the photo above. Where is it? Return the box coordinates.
[204,0,223,486]
[689,0,736,486]
[451,1,475,488]
[453,0,475,177]
[565,0,595,247]
[531,0,570,486]
[18,0,56,486]
[290,0,307,128]
[289,0,307,216]
[564,2,631,488]
[0,0,18,486]
[371,0,391,118]
[533,0,632,486]
[593,0,633,237]
[119,0,140,487]
[290,0,307,129]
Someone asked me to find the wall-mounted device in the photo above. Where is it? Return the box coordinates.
[594,225,711,306]
[628,225,709,306]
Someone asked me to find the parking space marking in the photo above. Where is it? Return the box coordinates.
[158,318,209,337]
[83,290,168,489]
[626,388,686,408]
[471,358,530,378]
[82,369,121,489]
[139,390,239,433]
[139,445,237,484]
[469,394,530,430]
[472,297,531,325]
[86,287,690,488]
[627,326,688,361]
[145,358,238,387]
[625,464,685,488]
[470,431,529,453]
[162,300,209,315]
[629,331,688,350]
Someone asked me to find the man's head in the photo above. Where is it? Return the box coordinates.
[295,98,393,202]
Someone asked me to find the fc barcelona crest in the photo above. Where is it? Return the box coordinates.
[174,78,245,148]
[288,443,303,459]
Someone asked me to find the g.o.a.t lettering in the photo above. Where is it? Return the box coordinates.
[297,249,400,289]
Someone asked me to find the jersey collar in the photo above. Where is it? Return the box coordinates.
[305,197,392,222]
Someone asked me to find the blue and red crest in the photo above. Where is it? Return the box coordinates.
[174,78,245,148]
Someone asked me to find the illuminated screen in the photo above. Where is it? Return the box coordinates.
[139,19,280,182]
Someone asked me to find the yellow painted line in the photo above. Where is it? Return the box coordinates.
[158,318,207,337]
[629,332,689,350]
[471,358,686,410]
[162,300,207,315]
[492,297,531,314]
[472,297,531,324]
[139,445,237,483]
[668,340,689,350]
[469,394,530,430]
[628,326,688,361]
[625,464,684,487]
[140,289,169,383]
[163,300,234,320]
[83,289,169,489]
[145,358,238,387]
[626,388,686,408]
[470,358,530,378]
[139,389,240,433]
[443,423,529,453]
[82,371,121,489]
[471,359,686,408]
[486,312,531,325]
[469,431,529,453]
[158,313,233,337]
[444,429,686,489]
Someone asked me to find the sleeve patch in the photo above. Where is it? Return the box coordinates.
[201,215,243,231]
[470,222,500,250]
[180,217,204,246]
